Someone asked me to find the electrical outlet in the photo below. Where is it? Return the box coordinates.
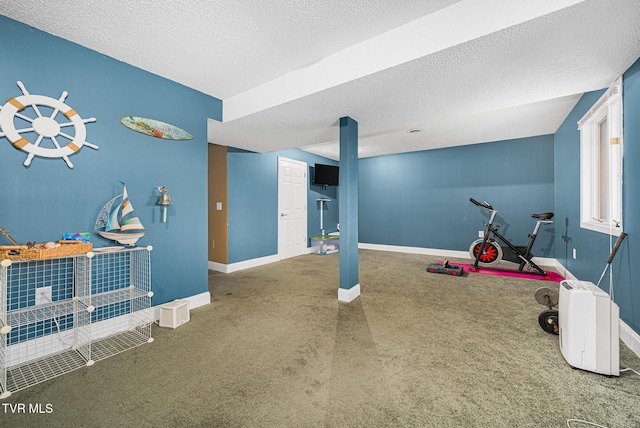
[36,286,52,306]
[573,248,577,260]
[211,239,215,250]
[478,230,484,238]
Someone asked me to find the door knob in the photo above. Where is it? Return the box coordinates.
[281,213,287,217]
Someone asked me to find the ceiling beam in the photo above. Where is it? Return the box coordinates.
[222,0,585,122]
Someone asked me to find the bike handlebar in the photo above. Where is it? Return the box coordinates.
[469,197,493,210]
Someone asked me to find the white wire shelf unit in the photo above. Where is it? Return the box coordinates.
[82,247,154,363]
[0,256,90,398]
[0,246,153,399]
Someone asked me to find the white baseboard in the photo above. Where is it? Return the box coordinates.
[358,243,469,259]
[359,243,563,271]
[212,244,459,274]
[208,254,280,273]
[179,291,211,311]
[208,247,316,273]
[620,319,640,359]
[338,284,360,303]
[535,257,577,280]
[188,291,211,309]
[208,261,228,272]
[152,291,210,320]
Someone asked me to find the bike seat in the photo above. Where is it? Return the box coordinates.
[531,212,554,220]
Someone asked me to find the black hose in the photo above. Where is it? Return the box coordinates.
[607,232,628,264]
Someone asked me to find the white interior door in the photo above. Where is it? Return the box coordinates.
[278,157,307,259]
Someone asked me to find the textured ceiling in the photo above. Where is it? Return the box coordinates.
[3,0,640,159]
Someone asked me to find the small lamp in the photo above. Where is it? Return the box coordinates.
[157,186,173,222]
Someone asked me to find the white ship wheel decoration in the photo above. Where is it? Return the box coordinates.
[0,81,97,168]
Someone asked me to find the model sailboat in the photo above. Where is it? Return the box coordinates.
[95,182,145,245]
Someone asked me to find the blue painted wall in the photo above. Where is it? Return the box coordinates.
[359,136,556,256]
[0,16,222,305]
[555,57,640,333]
[227,148,338,264]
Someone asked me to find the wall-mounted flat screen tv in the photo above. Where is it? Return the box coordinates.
[313,163,339,186]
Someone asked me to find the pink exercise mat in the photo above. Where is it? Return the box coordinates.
[439,261,564,282]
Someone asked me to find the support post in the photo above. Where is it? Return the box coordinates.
[338,116,360,302]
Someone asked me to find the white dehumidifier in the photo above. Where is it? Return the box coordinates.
[558,280,619,376]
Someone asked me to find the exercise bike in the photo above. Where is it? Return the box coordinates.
[469,198,553,276]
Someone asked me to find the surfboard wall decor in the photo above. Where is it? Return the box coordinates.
[120,116,194,140]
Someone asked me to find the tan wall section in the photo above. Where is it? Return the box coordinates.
[208,143,228,264]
